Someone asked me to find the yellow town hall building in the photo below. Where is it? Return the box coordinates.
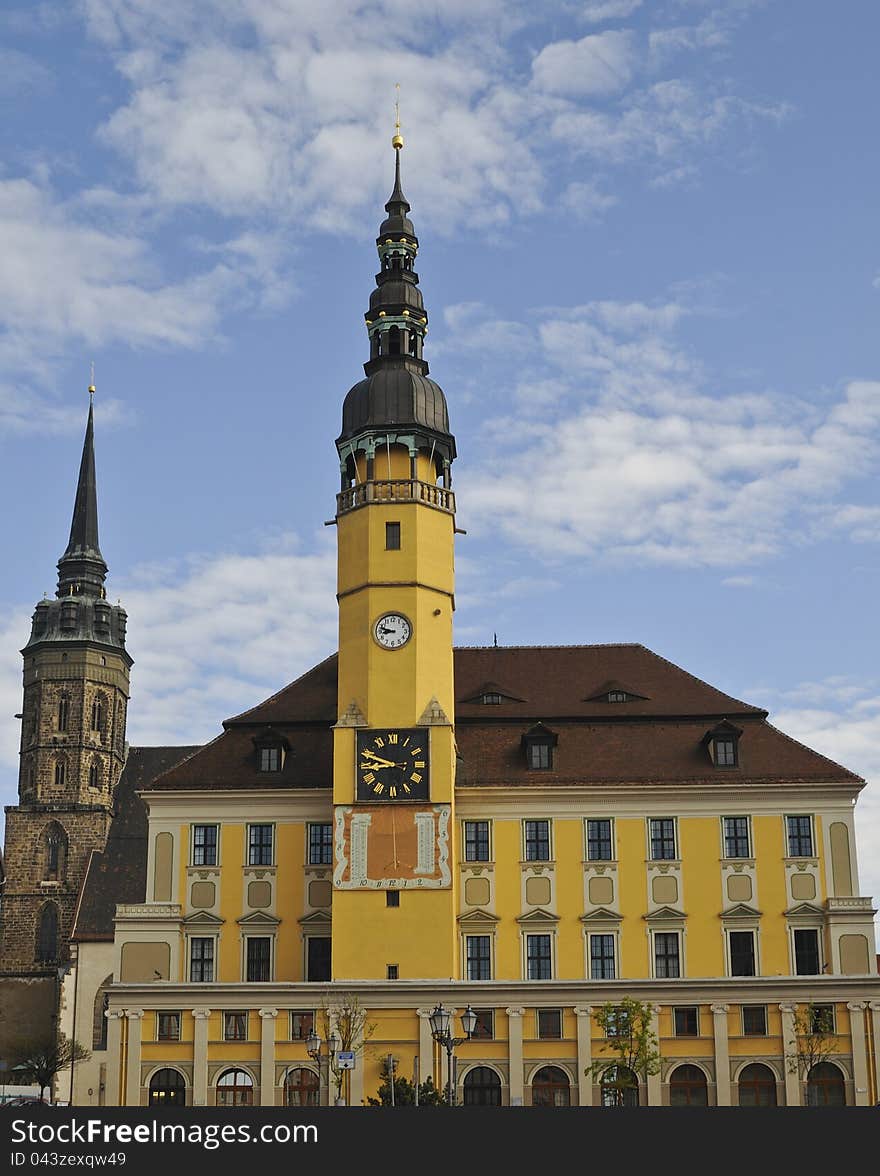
[11,138,879,1107]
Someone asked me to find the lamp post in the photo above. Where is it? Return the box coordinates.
[306,1029,340,1106]
[429,1004,477,1106]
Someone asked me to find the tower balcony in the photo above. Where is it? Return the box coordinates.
[337,477,455,516]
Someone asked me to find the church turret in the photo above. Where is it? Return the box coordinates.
[331,131,459,982]
[0,386,132,972]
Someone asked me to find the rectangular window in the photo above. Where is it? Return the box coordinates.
[464,820,490,862]
[537,1009,562,1040]
[471,1009,494,1040]
[587,818,613,861]
[246,936,271,981]
[386,964,398,980]
[786,815,814,857]
[589,933,616,980]
[465,935,491,981]
[157,1012,181,1041]
[794,928,821,975]
[192,824,217,866]
[714,736,737,766]
[526,934,552,980]
[385,521,401,550]
[674,1007,699,1037]
[524,819,551,861]
[386,889,399,908]
[224,1012,248,1041]
[810,1004,834,1034]
[742,1005,767,1036]
[649,818,676,860]
[308,823,333,865]
[290,1010,314,1041]
[526,742,552,769]
[248,824,273,866]
[306,937,331,981]
[729,930,756,976]
[189,937,214,982]
[653,932,680,978]
[723,816,750,859]
[260,746,281,773]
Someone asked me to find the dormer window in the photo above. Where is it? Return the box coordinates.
[522,724,558,770]
[607,691,629,703]
[253,728,290,774]
[480,692,503,705]
[586,681,648,705]
[704,721,742,768]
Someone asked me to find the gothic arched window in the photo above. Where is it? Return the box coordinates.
[93,975,113,1049]
[44,822,68,881]
[58,695,69,732]
[54,759,66,789]
[89,759,102,789]
[36,903,59,962]
[91,695,106,733]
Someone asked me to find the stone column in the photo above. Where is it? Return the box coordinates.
[417,1009,435,1098]
[847,1002,869,1106]
[779,1004,801,1106]
[711,1004,730,1106]
[871,1003,880,1104]
[574,1006,593,1107]
[647,1006,662,1106]
[104,1010,125,1107]
[506,1007,525,1106]
[192,1008,211,1107]
[259,1008,278,1107]
[124,1010,144,1107]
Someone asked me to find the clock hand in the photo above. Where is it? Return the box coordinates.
[361,751,397,769]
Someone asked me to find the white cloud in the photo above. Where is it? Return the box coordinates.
[581,1,643,24]
[531,30,637,97]
[721,575,755,587]
[446,301,880,566]
[559,179,618,221]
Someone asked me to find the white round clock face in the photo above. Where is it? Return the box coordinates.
[374,612,412,649]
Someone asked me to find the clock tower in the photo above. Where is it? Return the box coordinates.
[331,133,458,980]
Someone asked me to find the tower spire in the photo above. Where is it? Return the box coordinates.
[56,379,108,598]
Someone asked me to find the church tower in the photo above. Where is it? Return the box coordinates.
[1,389,131,972]
[331,132,459,979]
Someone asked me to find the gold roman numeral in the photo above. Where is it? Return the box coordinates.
[410,772,422,784]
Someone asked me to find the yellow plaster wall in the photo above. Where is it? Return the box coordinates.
[753,816,790,975]
[680,817,724,976]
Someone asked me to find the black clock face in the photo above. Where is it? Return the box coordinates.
[356,729,429,801]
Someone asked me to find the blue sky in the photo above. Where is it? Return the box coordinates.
[1,1,878,919]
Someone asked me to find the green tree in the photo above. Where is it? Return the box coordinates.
[586,998,662,1107]
[319,992,375,1105]
[786,1002,839,1100]
[14,1033,91,1104]
[366,1057,446,1106]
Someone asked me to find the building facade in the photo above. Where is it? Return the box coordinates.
[59,141,879,1107]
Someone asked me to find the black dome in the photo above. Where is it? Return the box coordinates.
[339,367,451,443]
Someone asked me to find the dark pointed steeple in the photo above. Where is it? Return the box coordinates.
[337,133,455,463]
[57,389,108,599]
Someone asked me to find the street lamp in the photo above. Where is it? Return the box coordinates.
[306,1029,340,1106]
[429,1004,477,1106]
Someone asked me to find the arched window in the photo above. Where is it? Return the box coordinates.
[149,1069,186,1107]
[36,903,59,962]
[93,975,113,1049]
[216,1069,254,1107]
[284,1067,319,1107]
[58,695,69,732]
[806,1062,845,1106]
[737,1063,777,1106]
[388,326,401,355]
[91,697,105,733]
[89,759,102,789]
[44,822,67,881]
[462,1066,502,1107]
[531,1066,570,1107]
[669,1064,709,1106]
[54,759,66,789]
[601,1065,639,1107]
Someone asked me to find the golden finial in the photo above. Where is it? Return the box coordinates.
[392,83,404,151]
[88,360,96,398]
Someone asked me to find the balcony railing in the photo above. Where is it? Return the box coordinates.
[337,478,455,515]
[825,896,876,913]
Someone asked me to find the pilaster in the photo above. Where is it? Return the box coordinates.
[124,1010,144,1107]
[574,1005,593,1107]
[779,1003,800,1106]
[192,1008,211,1106]
[647,1005,661,1106]
[711,1004,730,1106]
[259,1008,278,1107]
[847,1002,869,1105]
[506,1007,524,1106]
[104,1010,125,1107]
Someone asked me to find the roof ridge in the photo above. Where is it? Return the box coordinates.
[224,651,338,724]
[761,719,865,785]
[634,646,765,714]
